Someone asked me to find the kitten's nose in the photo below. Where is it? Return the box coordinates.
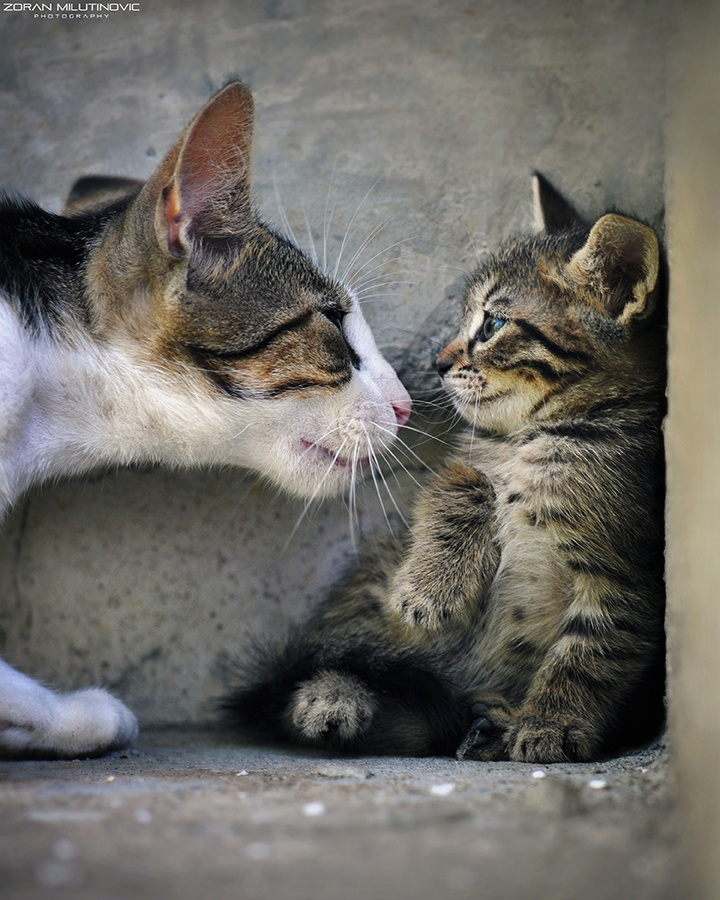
[392,398,412,428]
[435,341,462,378]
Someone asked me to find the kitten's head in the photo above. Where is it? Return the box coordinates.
[436,175,664,434]
[83,83,411,499]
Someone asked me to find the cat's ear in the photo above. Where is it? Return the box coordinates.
[566,214,659,323]
[532,173,583,233]
[153,82,255,259]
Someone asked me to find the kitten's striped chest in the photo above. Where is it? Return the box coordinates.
[460,434,571,695]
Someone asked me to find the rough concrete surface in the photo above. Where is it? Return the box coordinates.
[0,0,681,898]
[1,729,679,900]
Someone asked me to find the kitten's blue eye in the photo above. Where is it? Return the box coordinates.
[480,315,507,342]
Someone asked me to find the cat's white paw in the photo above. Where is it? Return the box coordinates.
[0,663,138,759]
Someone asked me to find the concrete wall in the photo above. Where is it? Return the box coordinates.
[667,2,720,897]
[0,0,668,725]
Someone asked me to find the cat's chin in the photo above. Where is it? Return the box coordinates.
[299,439,370,472]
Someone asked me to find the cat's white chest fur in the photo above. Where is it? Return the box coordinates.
[0,300,35,509]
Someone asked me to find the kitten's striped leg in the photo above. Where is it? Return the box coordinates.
[0,658,138,759]
[458,572,662,763]
[388,464,500,630]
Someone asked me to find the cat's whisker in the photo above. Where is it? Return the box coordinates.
[230,423,253,441]
[332,175,384,282]
[362,425,402,534]
[374,435,428,492]
[321,161,339,274]
[376,419,457,451]
[353,279,416,297]
[339,213,406,285]
[344,235,419,290]
[352,274,416,294]
[357,294,408,304]
[301,204,319,265]
[272,172,300,250]
[283,435,353,549]
[347,256,417,290]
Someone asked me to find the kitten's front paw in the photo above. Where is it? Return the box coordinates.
[505,715,593,763]
[394,590,469,631]
[287,670,377,748]
[456,695,593,763]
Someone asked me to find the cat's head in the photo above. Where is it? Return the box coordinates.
[82,82,411,499]
[436,175,664,435]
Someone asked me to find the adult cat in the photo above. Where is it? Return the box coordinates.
[225,176,666,763]
[0,82,411,759]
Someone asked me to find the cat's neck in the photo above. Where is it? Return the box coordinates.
[0,197,115,334]
[0,308,255,512]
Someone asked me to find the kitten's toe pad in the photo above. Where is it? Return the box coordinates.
[288,670,377,746]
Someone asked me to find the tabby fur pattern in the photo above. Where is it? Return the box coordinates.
[224,175,666,763]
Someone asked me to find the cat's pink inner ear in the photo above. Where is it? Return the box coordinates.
[161,82,255,257]
[162,181,186,259]
[567,215,659,322]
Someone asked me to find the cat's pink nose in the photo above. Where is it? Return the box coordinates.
[392,399,412,428]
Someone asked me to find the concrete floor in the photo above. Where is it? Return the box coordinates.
[1,729,679,900]
[0,1,680,897]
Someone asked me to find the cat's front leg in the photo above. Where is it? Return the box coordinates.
[0,658,138,759]
[388,463,500,630]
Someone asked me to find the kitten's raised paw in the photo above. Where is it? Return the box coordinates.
[287,670,377,748]
[396,593,468,631]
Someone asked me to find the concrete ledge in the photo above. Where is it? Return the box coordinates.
[1,730,678,900]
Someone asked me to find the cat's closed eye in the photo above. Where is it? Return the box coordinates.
[322,307,347,331]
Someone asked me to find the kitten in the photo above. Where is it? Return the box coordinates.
[224,175,666,764]
[0,82,411,759]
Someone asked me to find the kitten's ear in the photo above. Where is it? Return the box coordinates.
[532,173,583,232]
[153,82,255,259]
[566,214,660,323]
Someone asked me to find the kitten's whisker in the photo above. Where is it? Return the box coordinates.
[349,264,416,289]
[230,423,253,440]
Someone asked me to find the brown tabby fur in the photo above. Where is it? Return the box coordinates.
[224,176,666,763]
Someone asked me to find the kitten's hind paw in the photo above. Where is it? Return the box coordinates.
[456,694,595,763]
[287,670,377,748]
[457,706,507,761]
